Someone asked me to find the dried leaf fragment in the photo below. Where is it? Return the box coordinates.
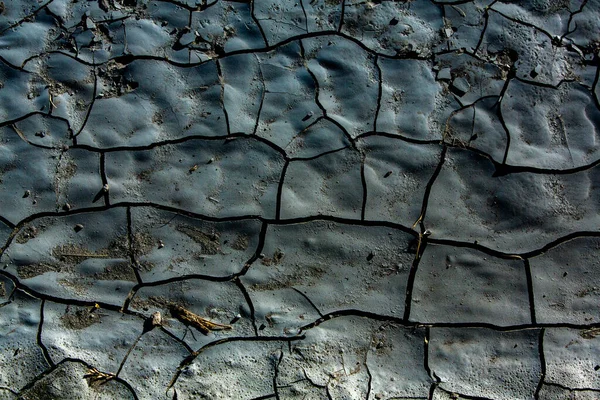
[168,304,232,335]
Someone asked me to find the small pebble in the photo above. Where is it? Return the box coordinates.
[23,190,31,198]
[74,224,84,232]
[102,183,109,192]
[151,311,162,327]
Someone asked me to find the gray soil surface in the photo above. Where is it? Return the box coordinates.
[1,0,600,399]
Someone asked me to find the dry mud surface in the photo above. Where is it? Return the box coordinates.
[1,0,600,399]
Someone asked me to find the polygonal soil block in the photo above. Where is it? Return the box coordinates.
[411,244,531,325]
[543,328,600,390]
[367,323,432,398]
[221,53,264,135]
[429,327,541,400]
[0,63,37,121]
[174,340,285,398]
[434,1,495,55]
[283,316,431,399]
[377,58,442,140]
[490,2,571,38]
[342,0,442,56]
[476,9,576,85]
[284,117,351,159]
[0,135,102,223]
[190,0,266,54]
[243,221,415,316]
[241,285,322,337]
[78,60,226,148]
[444,96,508,162]
[0,292,47,392]
[426,147,600,253]
[0,18,54,66]
[254,0,307,44]
[256,42,322,149]
[280,148,363,219]
[41,301,143,374]
[530,237,600,324]
[302,0,343,32]
[106,138,284,218]
[361,137,442,226]
[118,327,192,398]
[503,80,600,170]
[303,36,379,138]
[3,208,132,304]
[130,207,262,281]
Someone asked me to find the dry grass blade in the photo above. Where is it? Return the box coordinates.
[580,327,600,339]
[83,367,115,387]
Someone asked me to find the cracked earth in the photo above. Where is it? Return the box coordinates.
[1,0,600,398]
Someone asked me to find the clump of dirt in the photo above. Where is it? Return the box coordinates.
[132,231,155,256]
[176,224,221,255]
[18,263,64,279]
[106,234,131,258]
[261,248,285,266]
[231,234,249,251]
[15,225,42,244]
[94,262,137,281]
[131,295,182,312]
[60,306,103,330]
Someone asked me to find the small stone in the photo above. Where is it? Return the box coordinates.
[530,65,541,78]
[151,311,162,327]
[102,183,109,192]
[63,203,71,211]
[157,240,164,249]
[451,77,470,97]
[74,224,84,232]
[23,190,31,198]
[35,131,46,138]
[85,16,96,30]
[389,17,399,26]
[437,68,452,81]
[444,27,454,38]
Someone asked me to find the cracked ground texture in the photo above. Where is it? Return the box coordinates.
[0,0,599,399]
